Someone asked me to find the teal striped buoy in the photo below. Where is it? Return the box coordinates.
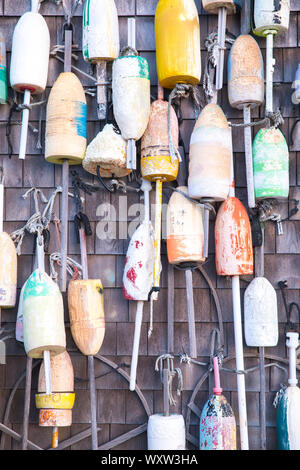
[252,127,289,199]
[0,33,8,104]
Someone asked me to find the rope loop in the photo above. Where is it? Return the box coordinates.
[155,354,183,406]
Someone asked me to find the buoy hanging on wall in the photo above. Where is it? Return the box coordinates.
[202,1,243,90]
[45,72,87,165]
[276,332,300,450]
[252,127,289,200]
[82,0,119,120]
[148,414,186,450]
[188,104,232,202]
[215,196,253,276]
[200,356,236,450]
[36,351,75,447]
[68,279,105,357]
[166,186,205,266]
[22,269,66,359]
[244,277,278,347]
[0,33,8,104]
[155,0,201,89]
[10,7,50,159]
[83,123,131,178]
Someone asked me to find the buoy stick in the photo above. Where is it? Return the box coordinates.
[153,180,163,297]
[287,332,299,387]
[243,105,255,209]
[130,300,144,391]
[185,269,197,359]
[96,61,107,121]
[216,7,227,91]
[21,356,33,450]
[126,17,137,170]
[19,90,31,160]
[241,0,251,35]
[266,32,275,114]
[163,368,169,417]
[213,356,222,393]
[52,427,59,449]
[31,0,41,13]
[43,350,52,395]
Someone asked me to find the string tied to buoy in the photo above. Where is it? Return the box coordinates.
[154,354,183,407]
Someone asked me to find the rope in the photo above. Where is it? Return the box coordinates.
[154,354,183,406]
[49,252,83,282]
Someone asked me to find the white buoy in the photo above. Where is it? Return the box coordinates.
[147,414,186,450]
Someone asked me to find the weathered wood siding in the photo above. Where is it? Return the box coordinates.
[0,0,300,450]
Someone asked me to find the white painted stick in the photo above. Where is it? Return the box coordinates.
[43,350,52,395]
[185,269,197,359]
[287,332,299,387]
[232,275,249,450]
[19,90,31,160]
[266,32,275,115]
[243,105,255,209]
[128,18,136,50]
[216,7,227,91]
[31,0,41,13]
[96,61,107,121]
[130,300,144,391]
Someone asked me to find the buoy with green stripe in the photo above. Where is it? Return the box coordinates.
[276,332,300,450]
[0,33,8,104]
[252,127,289,200]
[82,0,119,120]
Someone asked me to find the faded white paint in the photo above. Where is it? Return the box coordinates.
[254,0,290,36]
[147,414,186,450]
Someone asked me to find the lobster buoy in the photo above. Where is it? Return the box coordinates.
[155,0,201,89]
[166,186,205,265]
[68,279,105,356]
[83,0,119,119]
[215,197,253,276]
[112,52,150,142]
[252,127,289,200]
[202,0,243,14]
[0,232,17,308]
[147,414,186,450]
[200,357,236,450]
[253,0,290,37]
[293,64,300,105]
[276,332,300,450]
[36,351,75,429]
[22,269,66,358]
[228,34,264,110]
[10,11,50,95]
[0,33,8,104]
[188,104,232,201]
[141,99,179,182]
[244,277,278,347]
[45,72,87,165]
[83,124,130,178]
[123,221,155,301]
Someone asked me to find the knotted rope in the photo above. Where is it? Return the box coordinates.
[155,354,183,407]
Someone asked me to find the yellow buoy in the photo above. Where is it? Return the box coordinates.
[155,0,201,89]
[0,232,17,308]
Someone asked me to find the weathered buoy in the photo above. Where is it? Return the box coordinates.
[0,33,8,104]
[10,9,50,159]
[253,0,290,37]
[148,414,186,450]
[45,72,87,165]
[112,50,150,165]
[228,34,264,110]
[83,0,119,119]
[188,104,232,201]
[252,127,289,200]
[0,232,17,308]
[22,269,66,358]
[244,277,278,347]
[36,350,75,448]
[202,1,243,90]
[155,0,201,89]
[166,186,205,265]
[293,63,300,104]
[83,124,130,178]
[68,279,105,357]
[141,99,179,183]
[200,356,236,450]
[276,332,300,450]
[215,197,253,276]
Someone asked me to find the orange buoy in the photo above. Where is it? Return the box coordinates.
[68,279,105,357]
[166,186,205,265]
[215,197,253,276]
[188,103,232,201]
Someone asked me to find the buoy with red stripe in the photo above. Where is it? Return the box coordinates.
[35,351,75,448]
[83,0,119,120]
[10,0,50,159]
[200,356,236,450]
[202,1,243,90]
[188,103,232,202]
[123,179,155,391]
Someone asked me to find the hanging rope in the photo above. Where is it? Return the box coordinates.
[49,252,82,282]
[155,354,183,406]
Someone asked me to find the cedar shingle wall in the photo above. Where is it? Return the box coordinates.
[0,0,299,450]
